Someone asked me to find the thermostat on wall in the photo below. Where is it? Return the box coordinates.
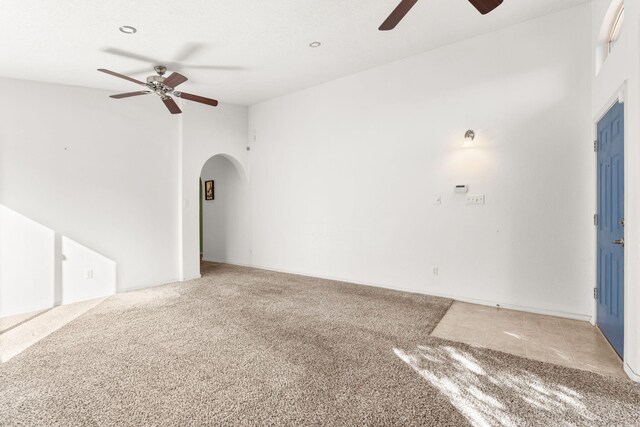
[455,185,469,194]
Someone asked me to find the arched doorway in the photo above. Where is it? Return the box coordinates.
[198,154,250,275]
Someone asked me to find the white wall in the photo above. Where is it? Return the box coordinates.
[200,156,250,264]
[61,236,116,305]
[248,6,593,318]
[0,77,251,317]
[0,78,180,316]
[592,0,640,381]
[0,76,250,317]
[0,206,55,316]
[179,101,249,281]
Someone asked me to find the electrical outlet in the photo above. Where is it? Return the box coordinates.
[85,269,94,279]
[432,266,439,276]
[465,194,485,205]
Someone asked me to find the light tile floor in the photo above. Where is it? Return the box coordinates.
[431,301,627,380]
[0,297,106,363]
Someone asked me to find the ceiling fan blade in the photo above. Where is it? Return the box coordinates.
[174,43,207,62]
[164,72,188,88]
[468,0,503,15]
[379,0,419,31]
[98,69,146,85]
[102,47,162,65]
[185,64,245,71]
[121,66,158,76]
[162,97,182,114]
[175,92,219,107]
[109,91,151,99]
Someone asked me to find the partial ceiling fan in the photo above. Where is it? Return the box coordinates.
[379,0,504,31]
[97,65,218,115]
[101,43,243,82]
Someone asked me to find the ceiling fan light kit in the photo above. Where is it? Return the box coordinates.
[380,0,504,31]
[98,66,218,115]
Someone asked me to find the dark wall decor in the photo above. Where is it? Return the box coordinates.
[205,180,214,201]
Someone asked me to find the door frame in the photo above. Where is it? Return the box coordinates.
[593,82,628,360]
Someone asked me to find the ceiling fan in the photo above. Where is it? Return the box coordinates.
[97,65,218,115]
[379,0,504,31]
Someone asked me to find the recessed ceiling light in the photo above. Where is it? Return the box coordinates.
[119,26,137,34]
[309,42,321,48]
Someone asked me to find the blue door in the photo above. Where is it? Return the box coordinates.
[597,101,624,358]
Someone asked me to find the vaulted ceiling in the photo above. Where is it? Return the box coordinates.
[0,0,588,105]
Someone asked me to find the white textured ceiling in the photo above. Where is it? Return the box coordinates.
[0,0,588,105]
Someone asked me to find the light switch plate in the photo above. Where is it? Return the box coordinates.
[466,194,485,205]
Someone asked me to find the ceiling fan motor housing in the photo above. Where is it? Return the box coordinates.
[146,75,166,85]
[153,65,167,76]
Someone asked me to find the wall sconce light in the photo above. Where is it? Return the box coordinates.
[463,130,475,147]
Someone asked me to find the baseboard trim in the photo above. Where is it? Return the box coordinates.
[120,277,183,293]
[425,294,592,322]
[216,261,592,322]
[624,363,640,383]
[111,273,201,295]
[201,258,226,264]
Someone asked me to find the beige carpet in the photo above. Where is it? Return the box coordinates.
[1,263,638,426]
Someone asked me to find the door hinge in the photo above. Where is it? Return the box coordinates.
[594,214,598,226]
[594,288,598,299]
[594,140,599,152]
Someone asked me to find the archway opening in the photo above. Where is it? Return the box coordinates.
[198,154,250,276]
